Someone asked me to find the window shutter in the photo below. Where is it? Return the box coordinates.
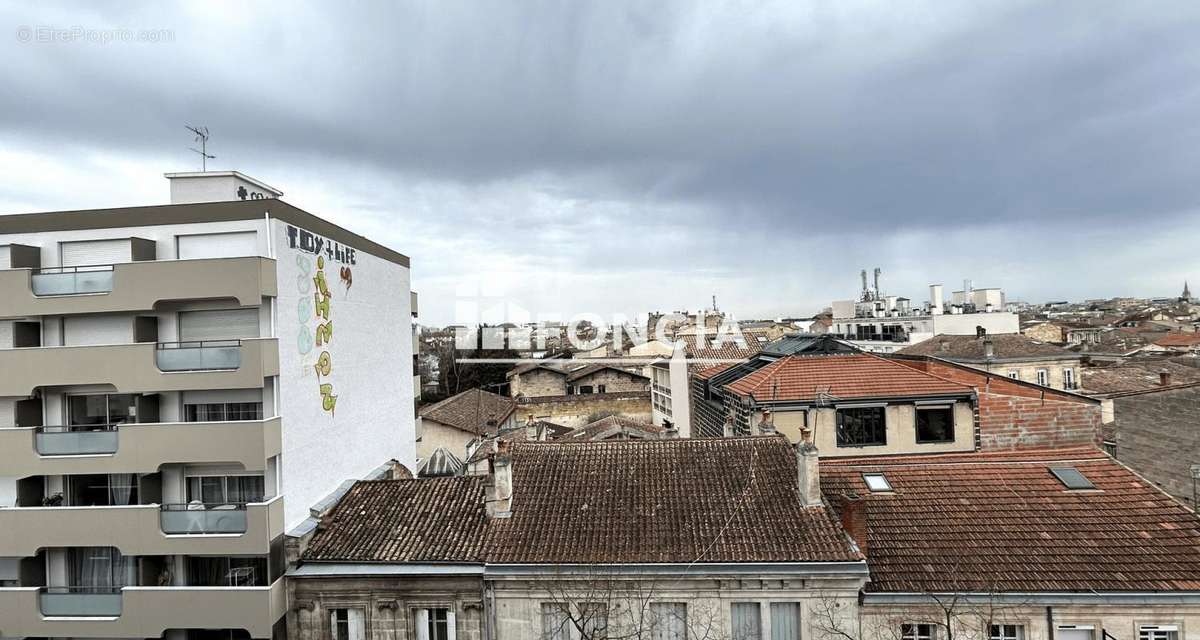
[60,239,132,267]
[178,308,260,341]
[176,231,259,260]
[416,608,430,640]
[447,608,457,640]
[348,608,365,640]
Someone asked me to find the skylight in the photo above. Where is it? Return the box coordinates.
[1050,466,1096,490]
[863,473,892,492]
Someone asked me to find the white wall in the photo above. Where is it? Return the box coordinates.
[272,219,413,529]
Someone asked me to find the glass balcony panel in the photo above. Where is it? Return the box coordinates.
[30,268,115,296]
[156,341,243,372]
[160,504,249,534]
[36,426,120,455]
[39,587,123,617]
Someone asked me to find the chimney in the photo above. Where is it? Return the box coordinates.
[976,325,987,339]
[662,423,679,439]
[929,284,944,315]
[759,409,776,436]
[723,413,735,438]
[983,336,994,359]
[1160,370,1172,386]
[486,440,514,518]
[795,426,822,507]
[837,493,868,555]
[525,416,540,441]
[164,171,283,205]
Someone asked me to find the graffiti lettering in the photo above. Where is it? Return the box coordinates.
[315,322,332,346]
[320,383,338,413]
[286,225,356,265]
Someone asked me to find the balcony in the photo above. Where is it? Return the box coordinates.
[0,256,277,319]
[0,337,279,397]
[0,418,281,476]
[0,579,285,638]
[0,496,284,557]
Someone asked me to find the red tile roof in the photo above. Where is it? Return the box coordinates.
[822,447,1200,593]
[1155,332,1200,347]
[487,437,860,564]
[302,476,488,563]
[725,354,972,403]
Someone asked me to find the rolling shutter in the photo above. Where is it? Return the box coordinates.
[64,315,132,346]
[60,240,131,267]
[178,308,259,341]
[176,232,258,260]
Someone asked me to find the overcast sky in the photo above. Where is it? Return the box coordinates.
[2,2,1199,325]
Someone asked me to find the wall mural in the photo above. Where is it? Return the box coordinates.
[289,225,355,416]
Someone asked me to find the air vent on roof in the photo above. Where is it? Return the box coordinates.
[863,473,892,492]
[1050,467,1095,490]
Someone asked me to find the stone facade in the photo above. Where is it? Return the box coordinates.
[418,414,517,460]
[287,574,485,640]
[861,602,1200,640]
[1111,384,1200,504]
[513,391,652,428]
[509,368,567,398]
[568,367,649,395]
[1023,322,1066,343]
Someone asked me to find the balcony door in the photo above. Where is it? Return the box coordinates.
[66,474,139,507]
[68,546,137,590]
[67,393,138,428]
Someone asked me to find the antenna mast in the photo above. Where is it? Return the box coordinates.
[185,125,215,171]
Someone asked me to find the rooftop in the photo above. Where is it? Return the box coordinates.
[302,476,487,563]
[822,447,1200,593]
[724,353,972,403]
[419,388,516,435]
[1081,360,1200,396]
[487,437,860,564]
[896,333,1078,361]
[561,415,664,441]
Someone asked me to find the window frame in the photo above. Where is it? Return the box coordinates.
[730,602,762,640]
[835,406,887,448]
[1138,625,1179,640]
[329,606,366,640]
[414,605,456,640]
[1036,369,1049,386]
[989,624,1025,640]
[914,404,955,444]
[901,623,936,640]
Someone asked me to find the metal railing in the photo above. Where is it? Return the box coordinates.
[35,424,120,456]
[155,339,243,372]
[160,502,250,534]
[39,585,123,617]
[30,264,115,296]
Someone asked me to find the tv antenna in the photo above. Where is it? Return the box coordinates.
[185,125,215,171]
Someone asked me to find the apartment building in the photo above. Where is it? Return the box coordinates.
[0,171,415,639]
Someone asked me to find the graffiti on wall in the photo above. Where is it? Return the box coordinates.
[292,225,352,416]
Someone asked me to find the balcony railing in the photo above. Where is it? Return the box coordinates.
[39,586,123,617]
[30,264,116,296]
[160,502,250,534]
[155,340,243,372]
[35,424,120,456]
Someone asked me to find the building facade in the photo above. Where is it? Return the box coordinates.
[0,171,414,639]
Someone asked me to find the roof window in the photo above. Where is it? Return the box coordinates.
[863,473,892,492]
[1050,466,1096,490]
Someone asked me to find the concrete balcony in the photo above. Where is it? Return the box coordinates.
[0,496,284,557]
[0,256,277,319]
[0,337,279,396]
[0,418,281,476]
[0,578,285,638]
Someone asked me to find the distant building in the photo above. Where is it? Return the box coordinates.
[896,332,1083,390]
[417,388,516,459]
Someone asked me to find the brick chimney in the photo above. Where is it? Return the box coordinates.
[838,493,868,555]
[1160,370,1172,386]
[795,426,821,507]
[486,440,514,518]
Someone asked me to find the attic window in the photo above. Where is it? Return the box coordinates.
[863,473,892,492]
[1050,467,1096,490]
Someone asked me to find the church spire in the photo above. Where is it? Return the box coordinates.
[1184,280,1192,301]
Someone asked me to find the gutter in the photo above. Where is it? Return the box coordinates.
[484,561,870,578]
[863,592,1200,605]
[289,563,484,577]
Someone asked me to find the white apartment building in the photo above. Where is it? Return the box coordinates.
[831,283,1019,352]
[0,171,415,639]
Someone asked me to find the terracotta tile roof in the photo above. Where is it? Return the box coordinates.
[565,363,649,383]
[1155,332,1200,347]
[1081,360,1200,395]
[896,333,1078,360]
[486,437,860,564]
[420,388,516,435]
[725,354,972,403]
[682,332,763,373]
[560,415,664,441]
[821,447,1200,593]
[695,360,741,380]
[302,476,488,563]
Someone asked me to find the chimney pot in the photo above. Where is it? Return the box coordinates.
[795,439,821,508]
[983,336,995,359]
[838,493,868,555]
[487,442,514,519]
[759,409,775,435]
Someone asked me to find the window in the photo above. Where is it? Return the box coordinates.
[1036,369,1049,386]
[915,406,954,443]
[731,603,761,640]
[542,602,607,640]
[185,401,264,422]
[578,386,594,395]
[330,607,365,640]
[597,385,607,394]
[901,624,934,640]
[1063,368,1076,390]
[836,407,886,447]
[1057,626,1094,640]
[1103,440,1117,458]
[68,393,138,426]
[1007,370,1019,380]
[863,473,892,492]
[1049,466,1095,490]
[186,474,265,505]
[416,607,455,640]
[1139,626,1178,640]
[67,473,139,506]
[651,603,687,640]
[990,625,1024,640]
[188,556,267,586]
[769,603,801,640]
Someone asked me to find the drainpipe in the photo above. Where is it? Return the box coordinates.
[1046,606,1055,640]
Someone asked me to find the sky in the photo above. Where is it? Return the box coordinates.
[2,1,1199,326]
